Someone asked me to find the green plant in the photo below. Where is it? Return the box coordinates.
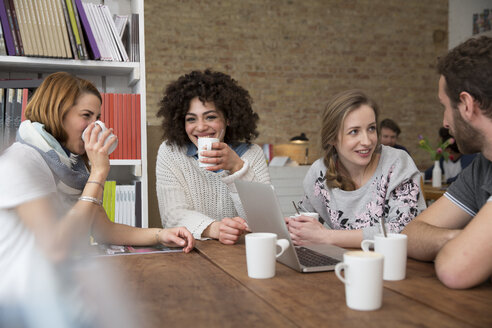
[418,135,454,161]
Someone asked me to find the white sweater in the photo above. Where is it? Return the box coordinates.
[156,141,271,239]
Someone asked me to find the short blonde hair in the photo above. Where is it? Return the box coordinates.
[25,72,101,143]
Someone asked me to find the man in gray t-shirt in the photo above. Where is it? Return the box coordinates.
[402,36,492,290]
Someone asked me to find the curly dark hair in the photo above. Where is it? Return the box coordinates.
[157,69,259,147]
[437,36,492,118]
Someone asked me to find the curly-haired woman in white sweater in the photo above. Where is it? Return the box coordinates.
[156,70,270,244]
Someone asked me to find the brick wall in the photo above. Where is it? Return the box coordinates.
[145,0,448,226]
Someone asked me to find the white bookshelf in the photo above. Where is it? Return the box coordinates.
[0,0,148,227]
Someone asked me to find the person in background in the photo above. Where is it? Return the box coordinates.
[286,90,426,248]
[0,72,195,319]
[156,69,270,244]
[379,118,410,154]
[402,36,492,289]
[424,127,477,184]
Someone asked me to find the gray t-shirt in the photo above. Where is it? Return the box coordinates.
[299,145,426,240]
[445,153,491,216]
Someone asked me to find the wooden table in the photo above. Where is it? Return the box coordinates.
[97,240,492,328]
[422,183,448,201]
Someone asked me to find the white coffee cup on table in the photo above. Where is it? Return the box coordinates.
[245,232,290,279]
[296,212,319,220]
[82,120,117,155]
[361,233,408,281]
[335,250,384,311]
[197,137,219,168]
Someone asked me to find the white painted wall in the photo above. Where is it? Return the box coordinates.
[449,0,492,49]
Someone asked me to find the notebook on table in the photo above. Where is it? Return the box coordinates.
[235,180,346,272]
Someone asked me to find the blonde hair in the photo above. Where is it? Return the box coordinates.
[321,90,379,191]
[25,72,101,144]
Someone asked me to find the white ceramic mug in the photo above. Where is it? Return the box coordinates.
[82,120,117,155]
[245,233,290,279]
[289,212,319,222]
[335,251,384,311]
[197,137,219,168]
[297,212,319,220]
[361,233,408,281]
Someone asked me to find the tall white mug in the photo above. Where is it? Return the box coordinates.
[245,233,290,279]
[361,233,408,281]
[197,137,219,168]
[335,251,384,311]
[81,120,118,155]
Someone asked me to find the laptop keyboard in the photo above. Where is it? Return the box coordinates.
[295,247,340,267]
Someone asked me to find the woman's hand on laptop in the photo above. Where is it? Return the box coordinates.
[287,215,327,245]
[204,217,249,245]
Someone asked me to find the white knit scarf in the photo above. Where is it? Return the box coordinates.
[16,120,89,195]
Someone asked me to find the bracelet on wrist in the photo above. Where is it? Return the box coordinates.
[78,196,103,206]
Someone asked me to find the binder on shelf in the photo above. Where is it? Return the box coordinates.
[134,181,141,228]
[109,181,116,222]
[96,4,119,61]
[32,0,49,57]
[12,87,21,137]
[3,88,15,147]
[70,0,88,59]
[0,0,14,55]
[117,93,123,159]
[113,14,128,38]
[83,2,110,61]
[20,87,35,121]
[53,0,72,58]
[48,0,64,57]
[7,0,24,55]
[3,0,21,55]
[108,93,115,159]
[21,0,41,56]
[74,0,99,60]
[0,88,5,150]
[124,93,131,159]
[103,180,116,222]
[100,4,128,62]
[47,0,68,58]
[136,94,141,159]
[130,94,136,159]
[12,0,32,56]
[65,0,84,59]
[0,10,6,55]
[60,0,77,59]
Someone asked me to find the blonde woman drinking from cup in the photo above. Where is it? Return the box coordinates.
[156,69,270,244]
[287,90,426,248]
[0,72,194,322]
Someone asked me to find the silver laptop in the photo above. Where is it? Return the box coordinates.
[236,180,346,272]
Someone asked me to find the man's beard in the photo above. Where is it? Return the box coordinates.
[451,109,482,154]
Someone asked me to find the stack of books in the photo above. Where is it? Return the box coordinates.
[103,180,142,228]
[0,82,141,159]
[100,93,141,160]
[0,0,138,61]
[0,80,39,151]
